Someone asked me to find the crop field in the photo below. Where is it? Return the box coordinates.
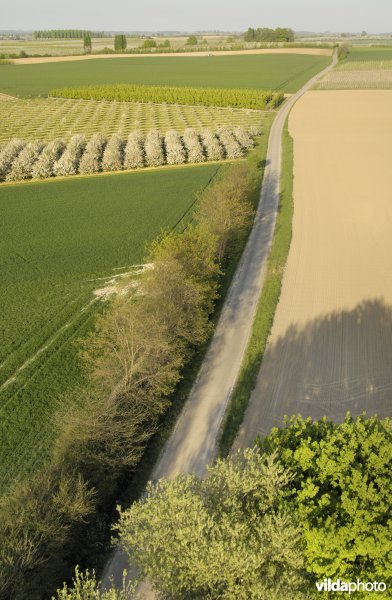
[0,97,265,143]
[0,53,331,97]
[316,70,392,89]
[0,164,220,492]
[338,45,392,68]
[316,46,392,89]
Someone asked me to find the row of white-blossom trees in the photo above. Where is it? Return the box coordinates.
[0,127,259,182]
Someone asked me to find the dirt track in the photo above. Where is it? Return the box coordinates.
[236,90,392,447]
[14,47,332,65]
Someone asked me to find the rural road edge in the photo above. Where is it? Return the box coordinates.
[102,50,337,595]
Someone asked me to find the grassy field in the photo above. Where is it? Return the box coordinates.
[0,54,331,97]
[219,119,294,456]
[338,45,392,68]
[0,164,220,493]
[0,97,265,143]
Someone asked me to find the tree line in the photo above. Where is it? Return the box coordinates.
[57,414,392,598]
[0,158,259,599]
[33,30,105,39]
[244,26,295,42]
[51,83,285,110]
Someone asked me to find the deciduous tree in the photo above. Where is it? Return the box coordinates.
[116,450,307,599]
[257,414,392,581]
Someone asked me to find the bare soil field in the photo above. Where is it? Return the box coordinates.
[236,90,392,446]
[14,47,332,65]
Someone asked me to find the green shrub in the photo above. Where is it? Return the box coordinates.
[142,39,157,48]
[186,35,198,46]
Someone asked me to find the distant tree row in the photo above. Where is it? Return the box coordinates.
[244,27,295,42]
[141,38,171,49]
[33,30,105,39]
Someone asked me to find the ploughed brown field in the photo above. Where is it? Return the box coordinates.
[237,90,392,445]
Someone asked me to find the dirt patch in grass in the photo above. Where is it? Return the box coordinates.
[0,92,15,100]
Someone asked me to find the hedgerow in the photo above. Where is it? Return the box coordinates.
[50,83,284,110]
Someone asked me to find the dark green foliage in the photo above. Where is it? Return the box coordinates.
[51,83,284,109]
[83,33,92,52]
[0,54,331,98]
[257,414,392,582]
[141,39,157,48]
[186,35,198,46]
[0,467,95,600]
[114,35,127,51]
[33,30,104,39]
[244,26,295,42]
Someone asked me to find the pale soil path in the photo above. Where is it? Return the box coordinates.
[101,53,336,596]
[0,92,15,100]
[235,90,392,448]
[14,47,332,65]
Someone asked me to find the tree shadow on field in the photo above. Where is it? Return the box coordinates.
[237,298,392,446]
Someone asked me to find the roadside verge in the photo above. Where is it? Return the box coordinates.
[219,119,293,456]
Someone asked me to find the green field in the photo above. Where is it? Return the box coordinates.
[337,46,392,70]
[0,54,331,97]
[0,164,219,492]
[0,97,265,143]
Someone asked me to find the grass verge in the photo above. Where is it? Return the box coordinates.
[218,117,294,457]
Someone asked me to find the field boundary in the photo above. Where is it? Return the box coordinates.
[219,119,294,455]
[0,158,236,189]
[13,47,333,65]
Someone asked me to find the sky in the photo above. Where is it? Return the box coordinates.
[3,0,392,33]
